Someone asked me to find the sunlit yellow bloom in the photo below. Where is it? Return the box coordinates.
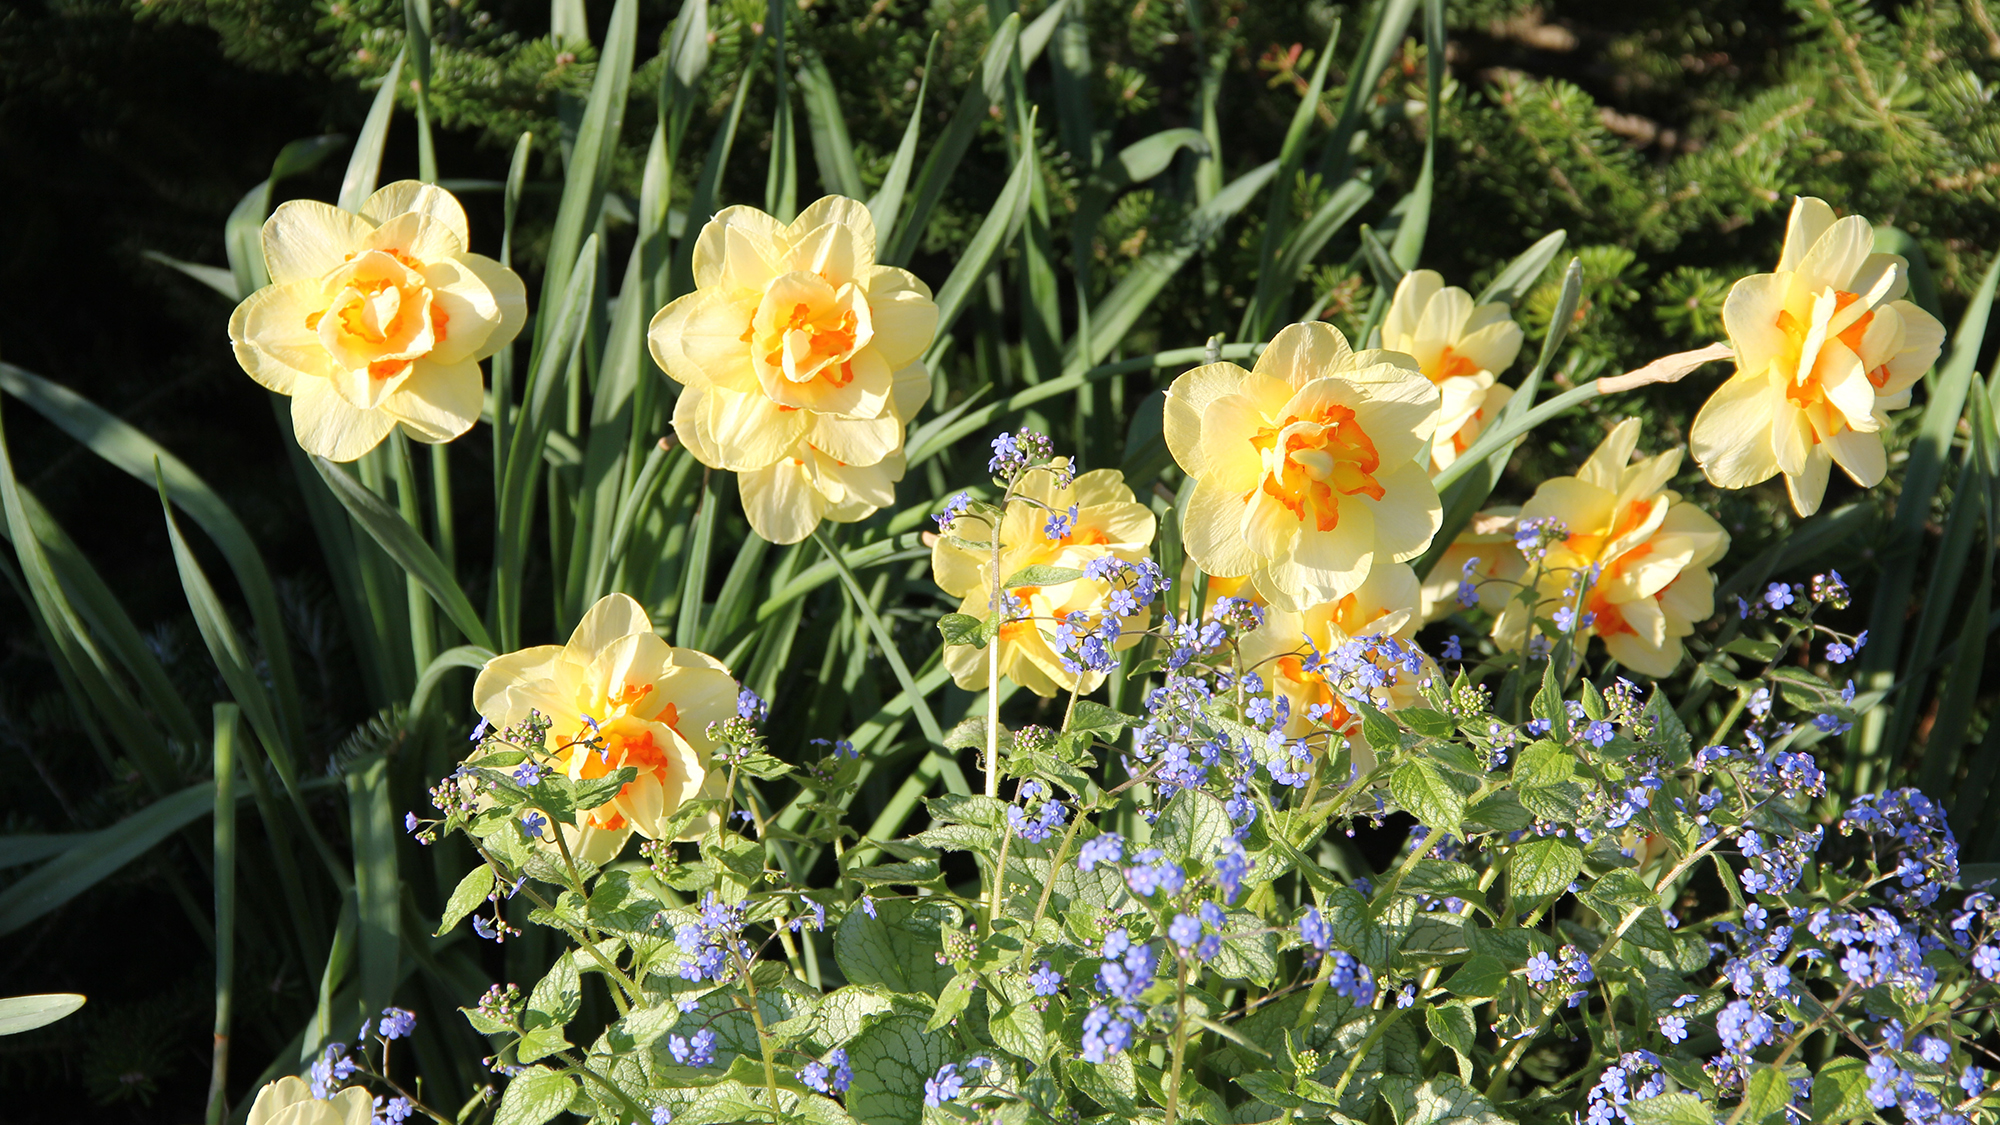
[1496,419,1729,677]
[933,464,1156,697]
[1690,196,1946,516]
[1416,507,1526,624]
[1164,322,1443,611]
[1381,270,1523,474]
[229,182,527,462]
[472,593,737,862]
[650,196,938,544]
[1240,562,1436,771]
[247,1077,371,1125]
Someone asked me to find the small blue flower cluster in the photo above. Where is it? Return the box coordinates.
[1841,788,1960,909]
[1006,781,1067,843]
[933,490,974,533]
[667,1028,716,1067]
[1514,516,1568,559]
[308,1041,361,1099]
[797,1048,852,1095]
[1297,907,1376,1003]
[1043,503,1079,541]
[1166,902,1231,963]
[1579,1049,1669,1125]
[674,893,747,982]
[988,431,1055,482]
[923,1056,992,1106]
[1124,848,1187,897]
[1081,929,1156,1063]
[735,687,768,722]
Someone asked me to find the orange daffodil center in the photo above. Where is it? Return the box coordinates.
[1494,418,1730,678]
[1690,195,1945,516]
[932,463,1158,698]
[470,593,738,863]
[650,196,939,545]
[1381,270,1524,475]
[1239,562,1434,772]
[228,181,527,462]
[1164,322,1443,612]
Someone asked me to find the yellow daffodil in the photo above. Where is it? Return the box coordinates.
[1690,196,1945,515]
[1417,508,1526,624]
[933,464,1156,697]
[1496,419,1729,677]
[1164,321,1443,611]
[650,196,938,544]
[229,182,526,462]
[1381,270,1524,475]
[1240,562,1436,771]
[247,1077,371,1125]
[472,593,738,863]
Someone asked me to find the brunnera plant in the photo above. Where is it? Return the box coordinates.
[3,3,1998,1125]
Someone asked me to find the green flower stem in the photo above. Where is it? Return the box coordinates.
[1165,956,1191,1125]
[734,951,784,1117]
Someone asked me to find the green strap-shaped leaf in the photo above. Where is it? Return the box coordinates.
[1240,19,1340,342]
[531,0,633,358]
[796,49,863,199]
[867,34,938,248]
[337,50,406,212]
[0,994,86,1036]
[410,644,497,719]
[924,137,1036,354]
[0,784,216,934]
[1475,229,1568,307]
[312,457,494,650]
[881,13,1023,268]
[0,400,178,792]
[346,754,400,1020]
[0,362,308,756]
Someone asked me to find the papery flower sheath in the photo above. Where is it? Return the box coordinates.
[472,593,738,863]
[649,196,938,544]
[229,182,526,461]
[1381,270,1523,475]
[1496,418,1730,677]
[1690,196,1945,516]
[1163,321,1443,611]
[932,464,1156,697]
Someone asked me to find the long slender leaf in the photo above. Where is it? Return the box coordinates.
[155,466,346,881]
[881,13,1022,268]
[532,0,634,357]
[338,51,407,212]
[812,528,945,749]
[411,644,498,718]
[1240,19,1340,342]
[867,35,938,250]
[925,140,1036,355]
[0,363,308,754]
[346,754,400,1020]
[797,49,863,199]
[0,782,216,935]
[1475,230,1569,307]
[313,457,493,650]
[0,402,177,792]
